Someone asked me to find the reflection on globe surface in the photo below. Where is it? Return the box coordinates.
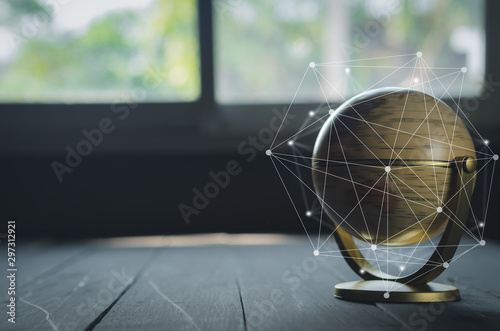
[312,87,476,246]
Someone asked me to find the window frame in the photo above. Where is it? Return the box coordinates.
[0,0,497,156]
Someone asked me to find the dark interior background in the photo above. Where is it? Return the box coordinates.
[2,0,500,241]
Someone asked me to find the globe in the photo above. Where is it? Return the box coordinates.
[312,87,476,246]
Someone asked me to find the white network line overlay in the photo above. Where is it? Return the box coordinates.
[267,52,498,294]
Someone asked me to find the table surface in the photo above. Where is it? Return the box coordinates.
[1,234,499,331]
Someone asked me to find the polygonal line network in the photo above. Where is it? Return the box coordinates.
[267,52,498,294]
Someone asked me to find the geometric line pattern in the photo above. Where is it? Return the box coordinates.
[267,53,498,294]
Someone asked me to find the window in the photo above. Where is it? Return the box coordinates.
[0,0,199,103]
[215,0,485,104]
[0,0,493,155]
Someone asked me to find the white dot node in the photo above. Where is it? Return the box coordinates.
[384,292,390,299]
[461,67,467,73]
[265,149,272,156]
[371,245,377,251]
[484,139,490,145]
[313,250,319,256]
[416,51,422,57]
[385,166,391,173]
[443,262,449,268]
[305,210,312,217]
[479,222,484,227]
[436,206,443,213]
[329,109,335,115]
[345,67,350,73]
[360,269,365,274]
[413,77,419,83]
[399,266,405,271]
[288,140,294,146]
[308,110,315,117]
[493,154,499,161]
[479,240,486,246]
[309,62,316,68]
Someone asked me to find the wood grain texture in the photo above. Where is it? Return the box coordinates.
[312,87,476,246]
[231,244,404,331]
[1,236,498,330]
[0,247,154,331]
[14,241,88,286]
[94,246,244,331]
[375,239,500,331]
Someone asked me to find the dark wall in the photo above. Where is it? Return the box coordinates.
[2,140,500,241]
[2,152,304,239]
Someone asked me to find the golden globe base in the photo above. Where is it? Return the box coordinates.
[326,156,476,303]
[334,280,460,303]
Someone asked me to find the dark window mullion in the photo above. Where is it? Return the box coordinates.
[197,0,215,107]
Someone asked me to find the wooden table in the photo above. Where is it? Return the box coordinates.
[1,234,499,330]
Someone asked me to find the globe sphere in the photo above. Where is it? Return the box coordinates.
[312,87,475,246]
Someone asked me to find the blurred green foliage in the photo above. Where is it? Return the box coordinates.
[0,0,199,102]
[0,0,484,103]
[215,0,484,103]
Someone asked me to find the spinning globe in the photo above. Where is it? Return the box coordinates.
[311,87,477,302]
[312,87,476,246]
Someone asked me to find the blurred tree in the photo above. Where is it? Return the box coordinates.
[215,0,484,103]
[0,0,199,102]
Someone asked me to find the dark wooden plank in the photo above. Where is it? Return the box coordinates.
[0,239,87,289]
[374,239,500,331]
[0,247,154,331]
[94,246,244,331]
[232,243,405,331]
[437,239,500,295]
[313,236,500,331]
[0,240,88,330]
[15,241,88,286]
[376,287,500,331]
[1,235,498,330]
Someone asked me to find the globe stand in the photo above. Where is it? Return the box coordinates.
[335,280,459,302]
[332,156,476,302]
